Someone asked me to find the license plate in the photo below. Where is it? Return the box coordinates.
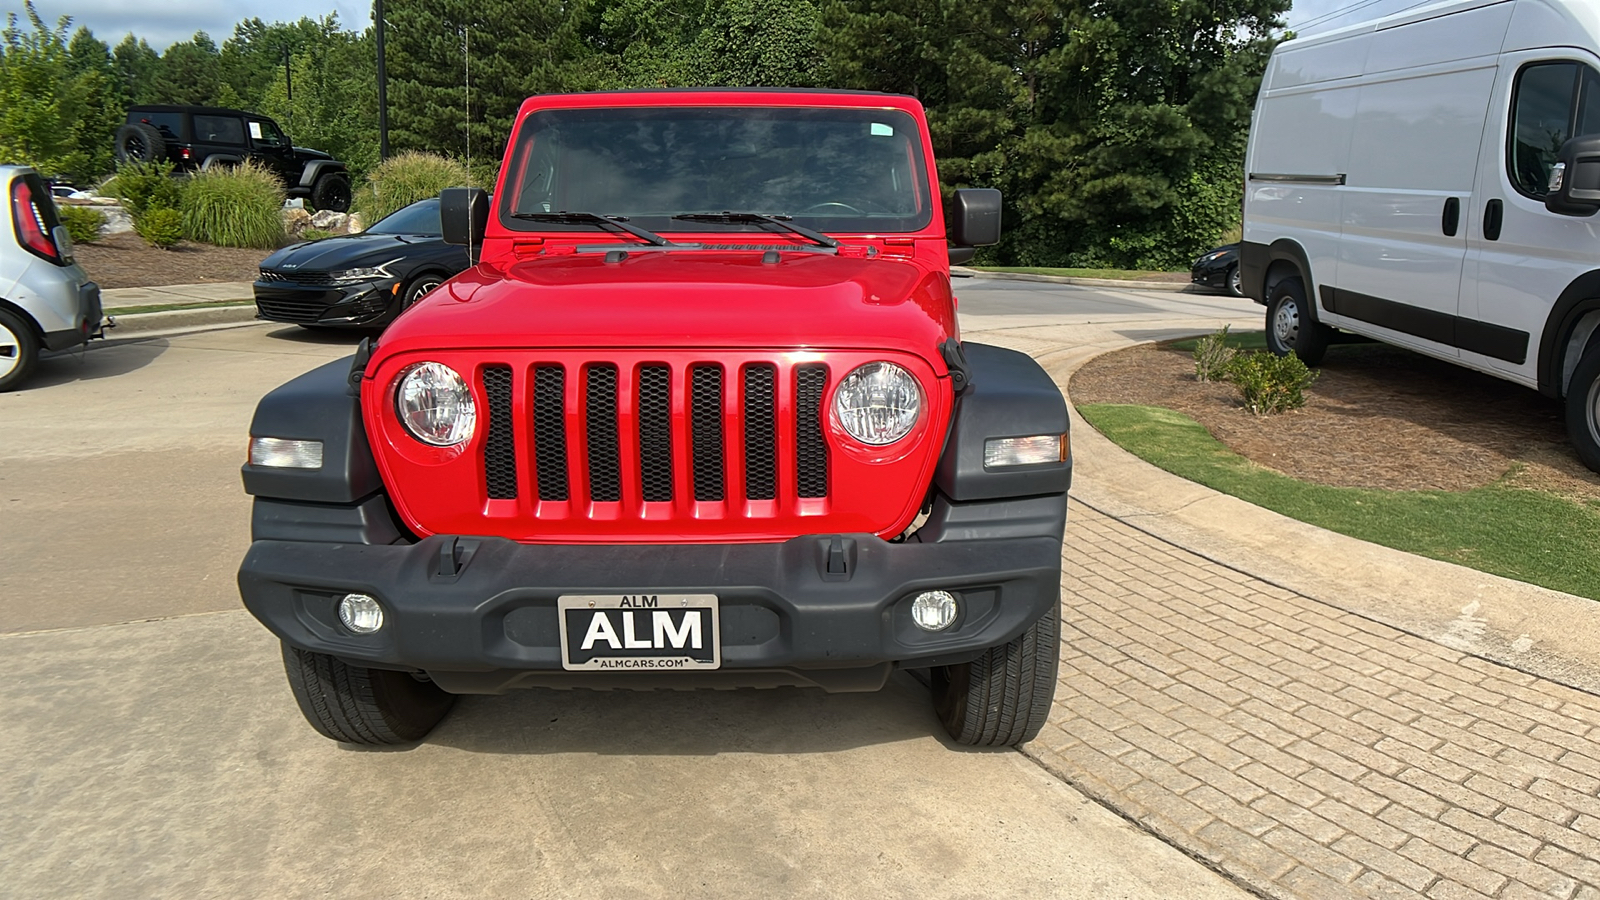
[557,594,720,671]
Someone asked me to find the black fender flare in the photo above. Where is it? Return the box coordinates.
[242,355,382,504]
[299,159,349,189]
[932,343,1071,502]
[1239,239,1319,312]
[1538,270,1600,397]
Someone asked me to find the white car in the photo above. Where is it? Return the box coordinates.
[0,165,103,390]
[1240,0,1600,472]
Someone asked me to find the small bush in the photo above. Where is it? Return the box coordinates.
[1193,325,1237,382]
[182,162,286,249]
[58,205,104,245]
[134,207,184,249]
[1229,351,1319,415]
[357,151,471,224]
[112,161,183,217]
[299,228,335,242]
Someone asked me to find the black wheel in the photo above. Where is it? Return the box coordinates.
[309,173,351,213]
[114,123,165,164]
[281,643,455,745]
[931,602,1059,747]
[1227,264,1244,297]
[403,273,445,307]
[1566,341,1600,474]
[1265,276,1331,366]
[0,308,41,392]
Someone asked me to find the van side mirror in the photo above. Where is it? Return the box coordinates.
[440,187,490,260]
[1544,135,1600,217]
[950,188,1002,250]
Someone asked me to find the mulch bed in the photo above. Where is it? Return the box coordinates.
[73,232,270,289]
[1070,338,1600,503]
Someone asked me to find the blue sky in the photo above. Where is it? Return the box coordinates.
[14,0,1430,52]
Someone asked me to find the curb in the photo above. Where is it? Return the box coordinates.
[954,268,1202,293]
[100,304,261,340]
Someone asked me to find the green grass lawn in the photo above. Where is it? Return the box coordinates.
[971,266,1181,281]
[1077,402,1600,599]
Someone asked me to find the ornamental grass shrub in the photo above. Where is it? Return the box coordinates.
[111,161,184,217]
[134,207,184,249]
[1193,325,1237,382]
[182,162,286,249]
[1229,350,1319,415]
[357,151,471,225]
[58,205,104,245]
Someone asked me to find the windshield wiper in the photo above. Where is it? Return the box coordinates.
[670,212,840,249]
[509,211,677,247]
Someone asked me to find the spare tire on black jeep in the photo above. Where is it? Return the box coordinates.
[113,123,165,164]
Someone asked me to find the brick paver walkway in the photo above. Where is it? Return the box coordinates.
[1028,501,1600,900]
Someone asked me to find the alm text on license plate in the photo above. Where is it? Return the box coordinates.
[556,594,721,671]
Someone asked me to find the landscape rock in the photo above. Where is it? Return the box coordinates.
[282,208,313,237]
[310,210,349,233]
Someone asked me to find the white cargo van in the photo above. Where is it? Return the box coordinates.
[1241,0,1600,472]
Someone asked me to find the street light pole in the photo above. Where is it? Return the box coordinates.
[376,0,389,161]
[282,46,293,129]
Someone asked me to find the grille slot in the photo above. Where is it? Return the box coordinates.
[585,366,621,502]
[254,297,328,323]
[259,268,335,286]
[532,365,570,501]
[483,367,517,499]
[796,365,828,498]
[690,366,725,502]
[743,365,777,500]
[638,366,673,502]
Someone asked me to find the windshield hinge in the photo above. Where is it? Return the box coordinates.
[940,338,972,394]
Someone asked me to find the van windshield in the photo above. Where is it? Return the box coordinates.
[500,106,933,235]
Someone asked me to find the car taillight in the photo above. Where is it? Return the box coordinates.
[11,179,60,263]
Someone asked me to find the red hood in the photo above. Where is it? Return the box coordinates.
[375,250,957,370]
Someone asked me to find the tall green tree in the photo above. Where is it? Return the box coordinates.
[62,26,122,182]
[149,32,222,105]
[0,3,80,175]
[112,33,160,104]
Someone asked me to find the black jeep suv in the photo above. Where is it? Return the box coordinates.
[114,105,351,212]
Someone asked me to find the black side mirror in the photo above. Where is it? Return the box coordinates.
[440,187,490,260]
[1545,135,1600,217]
[951,188,1002,247]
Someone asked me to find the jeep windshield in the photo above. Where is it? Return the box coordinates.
[499,106,934,236]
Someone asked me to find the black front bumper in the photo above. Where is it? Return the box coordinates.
[239,502,1065,694]
[253,280,399,327]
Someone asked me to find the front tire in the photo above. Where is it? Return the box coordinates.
[309,173,351,213]
[281,643,455,745]
[1227,264,1244,297]
[1566,341,1600,474]
[931,602,1059,747]
[1265,276,1331,366]
[0,308,41,392]
[403,273,445,308]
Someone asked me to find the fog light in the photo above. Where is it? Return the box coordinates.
[249,436,324,469]
[338,593,384,634]
[984,434,1067,468]
[911,590,959,631]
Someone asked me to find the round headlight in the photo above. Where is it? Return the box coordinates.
[833,361,923,445]
[395,362,477,446]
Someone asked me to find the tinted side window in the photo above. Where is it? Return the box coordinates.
[134,111,183,139]
[1510,63,1590,197]
[193,115,246,146]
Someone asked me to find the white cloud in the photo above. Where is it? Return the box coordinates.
[14,0,370,50]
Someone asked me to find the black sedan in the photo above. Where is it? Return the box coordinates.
[1191,243,1243,297]
[255,198,469,329]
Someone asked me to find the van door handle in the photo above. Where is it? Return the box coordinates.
[1484,198,1504,241]
[1442,197,1460,236]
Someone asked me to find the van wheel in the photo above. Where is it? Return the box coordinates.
[281,643,455,745]
[1567,342,1600,474]
[0,308,41,392]
[1265,277,1330,365]
[930,602,1059,747]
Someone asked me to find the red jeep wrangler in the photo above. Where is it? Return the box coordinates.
[238,90,1071,748]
